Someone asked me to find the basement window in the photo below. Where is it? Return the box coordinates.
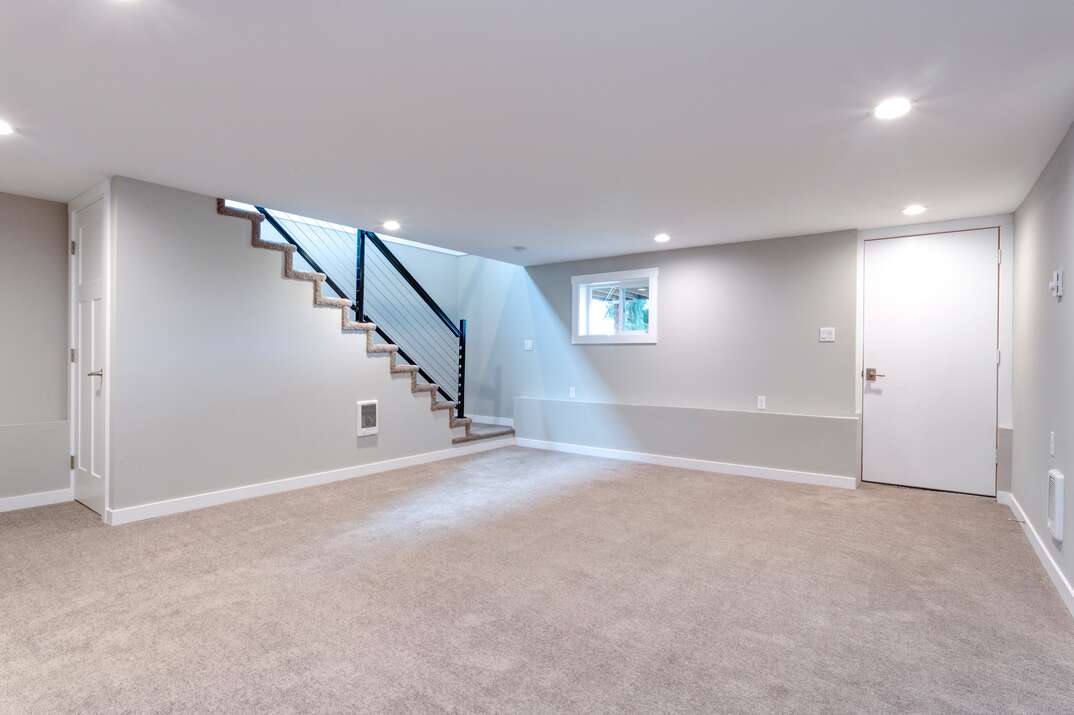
[571,268,658,344]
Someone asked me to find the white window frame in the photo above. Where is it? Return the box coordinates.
[571,267,658,344]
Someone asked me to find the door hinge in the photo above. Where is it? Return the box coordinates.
[70,348,76,363]
[994,447,1000,465]
[71,240,77,256]
[997,248,1002,265]
[996,349,1001,366]
[70,455,76,470]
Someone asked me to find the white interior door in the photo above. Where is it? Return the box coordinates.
[862,228,999,496]
[72,196,109,514]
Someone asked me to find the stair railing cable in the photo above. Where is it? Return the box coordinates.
[255,206,466,417]
[359,231,466,416]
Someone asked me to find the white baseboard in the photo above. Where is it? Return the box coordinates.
[0,487,73,513]
[997,490,1074,620]
[465,414,514,428]
[106,437,515,526]
[514,438,857,490]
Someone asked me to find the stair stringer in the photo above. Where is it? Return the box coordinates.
[216,200,475,436]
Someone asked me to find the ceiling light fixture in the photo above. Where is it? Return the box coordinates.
[382,220,400,232]
[874,96,912,120]
[901,204,927,216]
[654,233,671,243]
[0,119,15,136]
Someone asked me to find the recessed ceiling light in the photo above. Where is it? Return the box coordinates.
[0,119,14,136]
[874,96,912,120]
[902,204,927,216]
[382,220,400,232]
[654,233,671,243]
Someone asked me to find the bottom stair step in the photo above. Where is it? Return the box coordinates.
[452,424,515,445]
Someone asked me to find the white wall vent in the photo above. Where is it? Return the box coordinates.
[357,400,379,437]
[1048,469,1064,542]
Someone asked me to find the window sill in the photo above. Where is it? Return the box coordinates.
[572,333,657,345]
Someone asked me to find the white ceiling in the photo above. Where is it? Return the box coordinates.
[3,1,1074,265]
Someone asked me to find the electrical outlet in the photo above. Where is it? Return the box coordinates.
[523,339,534,351]
[1050,431,1056,458]
[757,395,766,410]
[568,386,576,399]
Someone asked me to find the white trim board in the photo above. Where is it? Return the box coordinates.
[105,437,515,525]
[0,488,74,514]
[515,438,857,490]
[464,414,514,428]
[997,491,1074,620]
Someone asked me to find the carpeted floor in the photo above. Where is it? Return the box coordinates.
[2,447,1072,713]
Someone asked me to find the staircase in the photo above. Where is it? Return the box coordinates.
[216,199,514,445]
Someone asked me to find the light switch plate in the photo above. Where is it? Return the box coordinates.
[1049,269,1064,299]
[818,327,836,343]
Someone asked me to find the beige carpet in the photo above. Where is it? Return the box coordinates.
[2,447,1073,713]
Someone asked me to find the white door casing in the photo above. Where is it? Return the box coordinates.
[70,183,111,515]
[862,228,999,496]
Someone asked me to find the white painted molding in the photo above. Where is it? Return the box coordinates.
[515,438,857,490]
[465,414,514,428]
[105,437,515,525]
[997,490,1074,620]
[0,488,73,513]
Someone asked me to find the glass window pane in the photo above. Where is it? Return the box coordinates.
[587,286,620,335]
[622,284,649,332]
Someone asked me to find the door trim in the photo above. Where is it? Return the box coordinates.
[859,225,1001,496]
[68,179,113,519]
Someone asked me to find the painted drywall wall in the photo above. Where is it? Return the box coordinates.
[108,178,461,510]
[0,192,69,501]
[1012,121,1074,586]
[388,242,461,322]
[460,230,858,419]
[514,398,859,478]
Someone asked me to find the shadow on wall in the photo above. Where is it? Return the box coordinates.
[459,255,610,419]
[476,365,503,418]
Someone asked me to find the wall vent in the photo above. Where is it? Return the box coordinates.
[1048,469,1064,542]
[357,400,379,437]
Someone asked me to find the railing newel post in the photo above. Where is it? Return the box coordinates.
[457,319,467,419]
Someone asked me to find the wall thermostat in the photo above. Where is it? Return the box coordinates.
[356,400,379,437]
[1048,469,1064,542]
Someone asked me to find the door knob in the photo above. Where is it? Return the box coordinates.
[865,367,886,382]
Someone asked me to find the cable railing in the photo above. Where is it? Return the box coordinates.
[255,206,466,416]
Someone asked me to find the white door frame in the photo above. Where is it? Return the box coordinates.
[68,179,113,519]
[858,224,1002,494]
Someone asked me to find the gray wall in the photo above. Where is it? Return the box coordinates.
[460,230,859,475]
[461,230,858,419]
[109,179,459,510]
[0,192,69,500]
[1012,121,1074,586]
[389,242,461,323]
[515,398,859,478]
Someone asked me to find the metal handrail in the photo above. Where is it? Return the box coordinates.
[362,231,461,338]
[257,206,460,408]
